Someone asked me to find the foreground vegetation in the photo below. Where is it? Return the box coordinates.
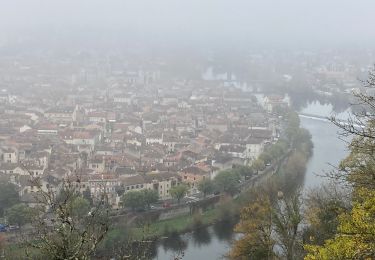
[230,69,375,260]
[303,70,375,259]
[2,179,110,260]
[229,106,313,260]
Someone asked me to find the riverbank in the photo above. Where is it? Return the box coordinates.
[100,109,314,253]
[151,105,345,260]
[105,164,280,242]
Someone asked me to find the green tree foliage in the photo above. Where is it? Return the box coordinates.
[232,165,254,179]
[284,153,307,177]
[305,188,375,260]
[216,197,240,222]
[293,128,313,155]
[273,193,303,260]
[259,140,290,169]
[230,189,275,259]
[120,189,159,211]
[69,196,91,218]
[274,129,312,196]
[170,185,188,204]
[305,68,375,259]
[273,104,289,116]
[259,152,272,164]
[338,138,375,190]
[252,159,265,173]
[268,141,287,159]
[0,181,19,217]
[197,179,215,197]
[304,156,375,259]
[285,111,301,143]
[230,103,313,260]
[142,189,159,209]
[214,170,240,195]
[5,203,34,226]
[121,190,146,211]
[82,187,93,205]
[303,184,350,246]
[282,109,313,155]
[230,186,303,260]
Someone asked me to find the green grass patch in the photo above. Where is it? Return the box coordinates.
[129,207,221,239]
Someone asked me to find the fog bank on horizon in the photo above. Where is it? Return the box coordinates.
[1,0,375,51]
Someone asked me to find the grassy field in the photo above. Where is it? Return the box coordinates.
[129,207,220,239]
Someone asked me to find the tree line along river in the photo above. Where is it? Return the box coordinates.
[153,102,350,260]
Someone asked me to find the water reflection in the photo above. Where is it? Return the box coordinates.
[154,221,236,260]
[213,219,236,242]
[192,226,211,247]
[290,92,351,113]
[160,232,188,254]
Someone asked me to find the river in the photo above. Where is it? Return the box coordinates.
[153,101,350,260]
[300,101,350,190]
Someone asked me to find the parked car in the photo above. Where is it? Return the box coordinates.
[8,225,20,231]
[0,224,7,232]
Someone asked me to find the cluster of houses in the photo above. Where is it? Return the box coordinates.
[0,58,287,209]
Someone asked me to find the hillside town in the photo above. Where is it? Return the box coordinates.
[0,60,289,209]
[2,1,375,259]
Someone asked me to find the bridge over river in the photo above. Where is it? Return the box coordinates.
[150,111,353,260]
[298,113,363,128]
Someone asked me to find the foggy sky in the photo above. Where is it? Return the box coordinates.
[1,0,375,50]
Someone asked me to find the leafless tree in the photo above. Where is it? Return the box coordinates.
[329,66,375,188]
[23,177,110,260]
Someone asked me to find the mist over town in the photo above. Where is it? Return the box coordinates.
[0,1,374,259]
